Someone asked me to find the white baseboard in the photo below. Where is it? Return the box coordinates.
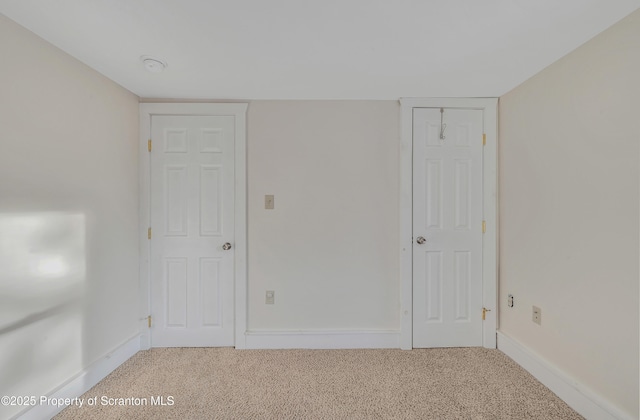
[244,330,400,349]
[497,331,634,420]
[15,334,141,420]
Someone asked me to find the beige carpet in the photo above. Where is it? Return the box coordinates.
[55,348,582,420]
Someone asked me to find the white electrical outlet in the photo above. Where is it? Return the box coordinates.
[266,290,275,304]
[532,306,541,325]
[265,195,274,210]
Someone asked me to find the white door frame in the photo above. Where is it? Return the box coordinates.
[399,98,498,350]
[139,102,249,350]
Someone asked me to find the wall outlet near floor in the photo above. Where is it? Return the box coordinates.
[266,290,275,304]
[265,195,274,210]
[532,306,541,325]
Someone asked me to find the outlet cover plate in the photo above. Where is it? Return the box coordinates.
[265,195,274,210]
[532,306,541,325]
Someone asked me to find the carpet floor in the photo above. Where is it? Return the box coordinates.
[55,347,582,420]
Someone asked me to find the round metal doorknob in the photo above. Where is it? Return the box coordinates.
[416,236,426,245]
[222,242,232,250]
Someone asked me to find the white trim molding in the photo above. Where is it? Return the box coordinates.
[138,103,249,350]
[498,332,634,420]
[399,97,498,350]
[244,330,400,349]
[16,335,140,420]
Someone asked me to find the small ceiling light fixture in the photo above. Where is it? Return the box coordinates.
[141,55,167,73]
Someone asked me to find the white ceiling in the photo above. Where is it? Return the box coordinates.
[1,1,638,99]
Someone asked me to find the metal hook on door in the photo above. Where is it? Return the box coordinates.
[439,108,447,140]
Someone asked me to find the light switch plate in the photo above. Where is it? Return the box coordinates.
[266,290,275,304]
[265,195,274,210]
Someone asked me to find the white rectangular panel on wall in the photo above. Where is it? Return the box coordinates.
[200,165,222,237]
[165,165,188,236]
[166,258,187,327]
[201,129,223,153]
[164,129,188,153]
[200,258,221,326]
[425,251,443,323]
[454,159,471,230]
[425,123,442,147]
[425,160,442,229]
[454,124,471,148]
[454,251,471,322]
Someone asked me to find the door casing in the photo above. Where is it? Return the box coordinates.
[139,103,249,350]
[399,98,498,350]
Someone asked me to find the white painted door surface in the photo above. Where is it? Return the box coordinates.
[412,108,484,348]
[150,115,235,347]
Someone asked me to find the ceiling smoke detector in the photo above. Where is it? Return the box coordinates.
[141,56,167,73]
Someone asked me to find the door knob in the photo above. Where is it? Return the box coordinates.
[416,236,426,244]
[222,242,232,250]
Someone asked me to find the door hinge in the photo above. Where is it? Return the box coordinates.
[148,227,152,239]
[482,221,486,233]
[482,307,491,320]
[147,315,152,328]
[482,133,486,146]
[148,139,152,152]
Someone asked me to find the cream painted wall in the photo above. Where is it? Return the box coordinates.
[499,10,639,418]
[0,14,139,419]
[247,101,400,331]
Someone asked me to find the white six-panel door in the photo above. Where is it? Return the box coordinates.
[412,108,484,348]
[150,115,235,347]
